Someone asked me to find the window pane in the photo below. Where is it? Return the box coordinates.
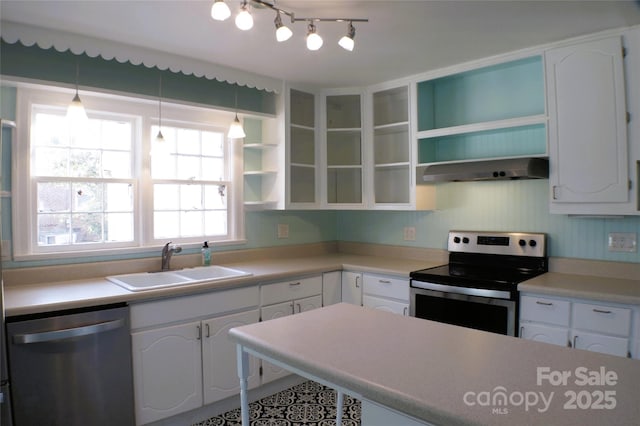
[154,184,179,210]
[102,151,131,178]
[72,182,103,212]
[176,128,200,155]
[105,183,133,212]
[154,211,179,239]
[180,211,203,236]
[204,210,227,236]
[34,148,69,177]
[180,185,203,210]
[102,120,132,151]
[69,149,101,177]
[38,182,71,212]
[71,213,103,243]
[176,156,200,180]
[204,185,226,209]
[202,157,224,181]
[106,213,134,242]
[38,214,70,245]
[33,112,69,147]
[202,132,224,157]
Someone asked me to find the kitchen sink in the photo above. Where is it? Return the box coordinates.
[106,266,252,291]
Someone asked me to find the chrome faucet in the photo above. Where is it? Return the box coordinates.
[161,242,182,271]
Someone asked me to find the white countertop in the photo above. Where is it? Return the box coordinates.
[229,303,640,426]
[3,254,436,316]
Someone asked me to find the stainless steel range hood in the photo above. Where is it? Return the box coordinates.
[421,157,549,182]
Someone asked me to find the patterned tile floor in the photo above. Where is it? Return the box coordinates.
[193,380,361,426]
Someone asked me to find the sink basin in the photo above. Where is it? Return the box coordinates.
[107,266,252,291]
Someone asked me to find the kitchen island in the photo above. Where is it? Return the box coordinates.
[229,303,640,426]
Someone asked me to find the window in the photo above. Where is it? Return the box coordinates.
[13,85,244,259]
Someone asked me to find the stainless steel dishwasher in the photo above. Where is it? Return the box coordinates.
[6,304,134,426]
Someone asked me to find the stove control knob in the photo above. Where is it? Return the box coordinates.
[462,237,470,244]
[453,236,461,244]
[519,239,527,247]
[529,240,537,247]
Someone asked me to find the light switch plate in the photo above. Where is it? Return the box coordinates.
[277,224,289,239]
[608,232,637,252]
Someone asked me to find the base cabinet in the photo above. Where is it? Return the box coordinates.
[520,293,636,359]
[341,271,363,306]
[260,276,323,384]
[362,273,409,316]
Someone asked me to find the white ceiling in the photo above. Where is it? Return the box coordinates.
[2,0,640,89]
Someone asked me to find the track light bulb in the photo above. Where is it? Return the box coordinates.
[306,23,323,51]
[338,22,356,51]
[211,0,231,21]
[274,12,292,42]
[235,3,253,31]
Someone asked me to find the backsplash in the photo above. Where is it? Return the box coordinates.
[337,179,640,263]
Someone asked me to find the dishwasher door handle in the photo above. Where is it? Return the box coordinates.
[12,318,126,344]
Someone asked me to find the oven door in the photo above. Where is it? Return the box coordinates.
[410,281,517,336]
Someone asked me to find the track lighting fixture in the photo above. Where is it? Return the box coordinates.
[274,11,292,42]
[338,22,356,51]
[306,22,323,51]
[211,0,367,51]
[235,1,253,31]
[211,0,231,21]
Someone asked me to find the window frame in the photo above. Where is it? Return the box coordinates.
[13,83,245,260]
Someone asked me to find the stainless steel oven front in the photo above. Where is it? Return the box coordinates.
[410,280,517,336]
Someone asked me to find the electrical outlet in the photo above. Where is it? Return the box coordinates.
[608,232,637,252]
[403,227,416,241]
[277,224,289,239]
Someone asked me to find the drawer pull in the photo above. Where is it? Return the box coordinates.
[355,276,360,288]
[535,301,553,306]
[289,282,301,286]
[573,335,578,348]
[592,308,612,314]
[205,323,210,338]
[196,325,202,340]
[379,280,391,284]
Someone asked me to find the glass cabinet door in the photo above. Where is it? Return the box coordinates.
[289,89,316,204]
[326,94,362,204]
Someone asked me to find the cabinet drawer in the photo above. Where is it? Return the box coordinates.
[520,295,570,326]
[572,302,631,336]
[261,276,322,306]
[363,274,409,301]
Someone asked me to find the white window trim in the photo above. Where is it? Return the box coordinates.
[12,83,246,260]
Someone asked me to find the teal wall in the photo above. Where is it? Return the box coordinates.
[337,180,640,263]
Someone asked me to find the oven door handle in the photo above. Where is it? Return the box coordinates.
[410,280,512,300]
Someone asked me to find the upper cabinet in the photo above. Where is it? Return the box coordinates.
[287,88,319,207]
[324,91,364,207]
[415,56,547,165]
[546,35,636,215]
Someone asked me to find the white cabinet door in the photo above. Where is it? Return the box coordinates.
[295,294,323,313]
[363,295,409,316]
[202,309,260,405]
[546,36,629,210]
[322,271,342,306]
[341,271,363,305]
[260,301,294,384]
[572,331,630,357]
[131,321,203,425]
[520,322,570,347]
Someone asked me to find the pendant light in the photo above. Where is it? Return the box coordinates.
[155,74,165,143]
[228,89,246,139]
[66,62,88,127]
